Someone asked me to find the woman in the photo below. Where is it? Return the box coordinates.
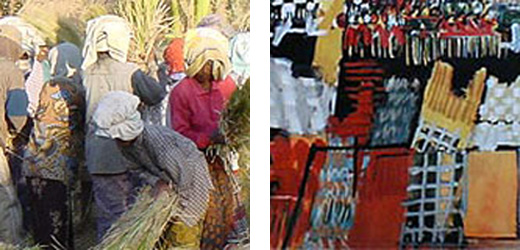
[0,24,25,245]
[169,28,243,249]
[23,43,84,249]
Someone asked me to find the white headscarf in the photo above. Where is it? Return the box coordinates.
[93,91,144,141]
[82,15,133,70]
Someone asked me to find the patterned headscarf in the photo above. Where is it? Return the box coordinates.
[184,28,231,81]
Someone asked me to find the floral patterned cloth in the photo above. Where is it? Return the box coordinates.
[23,79,85,182]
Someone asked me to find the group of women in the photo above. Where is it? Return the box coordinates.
[0,13,249,250]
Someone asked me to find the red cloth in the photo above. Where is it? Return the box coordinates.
[163,38,185,74]
[344,27,358,49]
[348,148,413,247]
[218,75,237,102]
[169,77,235,148]
[375,25,390,48]
[270,137,327,248]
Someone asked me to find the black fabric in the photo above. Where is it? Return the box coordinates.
[271,33,317,78]
[27,177,73,250]
[131,70,167,106]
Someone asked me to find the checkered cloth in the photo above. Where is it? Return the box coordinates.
[401,151,467,246]
[121,124,213,227]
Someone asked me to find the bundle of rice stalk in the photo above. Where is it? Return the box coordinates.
[94,188,180,250]
[115,0,174,72]
[0,243,41,250]
[207,79,249,197]
[220,79,250,151]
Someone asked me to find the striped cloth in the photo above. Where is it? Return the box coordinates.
[335,60,385,118]
[121,124,213,227]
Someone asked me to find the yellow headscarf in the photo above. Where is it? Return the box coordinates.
[184,27,231,81]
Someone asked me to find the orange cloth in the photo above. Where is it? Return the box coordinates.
[465,151,517,238]
[163,38,185,74]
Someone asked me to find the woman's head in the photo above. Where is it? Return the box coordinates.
[184,28,231,82]
[49,43,82,79]
[194,60,214,83]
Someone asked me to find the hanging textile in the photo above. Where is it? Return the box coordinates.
[348,148,412,248]
[270,58,336,135]
[328,82,376,146]
[312,0,344,84]
[472,76,520,151]
[270,136,327,249]
[335,60,385,119]
[401,151,467,246]
[370,77,420,147]
[303,147,358,249]
[464,151,517,238]
[412,61,486,152]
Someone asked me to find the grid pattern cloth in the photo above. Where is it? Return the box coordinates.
[412,119,461,153]
[413,61,486,149]
[400,151,467,246]
[121,124,213,227]
[472,76,520,150]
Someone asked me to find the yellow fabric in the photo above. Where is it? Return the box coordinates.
[184,28,231,81]
[419,61,486,148]
[164,220,202,248]
[465,151,517,238]
[312,0,343,85]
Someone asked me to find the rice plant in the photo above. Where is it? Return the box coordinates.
[115,0,174,71]
[1,0,24,16]
[170,0,249,35]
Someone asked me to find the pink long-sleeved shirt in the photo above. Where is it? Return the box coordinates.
[170,76,236,148]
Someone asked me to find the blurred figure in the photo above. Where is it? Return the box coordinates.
[23,42,84,249]
[0,24,25,245]
[229,32,250,87]
[82,15,166,241]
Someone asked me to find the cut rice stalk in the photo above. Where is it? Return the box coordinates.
[94,187,180,250]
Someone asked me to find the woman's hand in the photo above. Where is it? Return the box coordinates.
[153,179,172,198]
[36,46,49,62]
[210,130,226,145]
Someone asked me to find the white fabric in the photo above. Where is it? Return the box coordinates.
[472,75,520,150]
[82,15,132,70]
[270,58,335,134]
[93,91,144,141]
[229,32,250,81]
[24,60,45,117]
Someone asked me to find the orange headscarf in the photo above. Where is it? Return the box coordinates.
[163,38,185,74]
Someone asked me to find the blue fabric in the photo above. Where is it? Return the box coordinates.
[6,89,28,117]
